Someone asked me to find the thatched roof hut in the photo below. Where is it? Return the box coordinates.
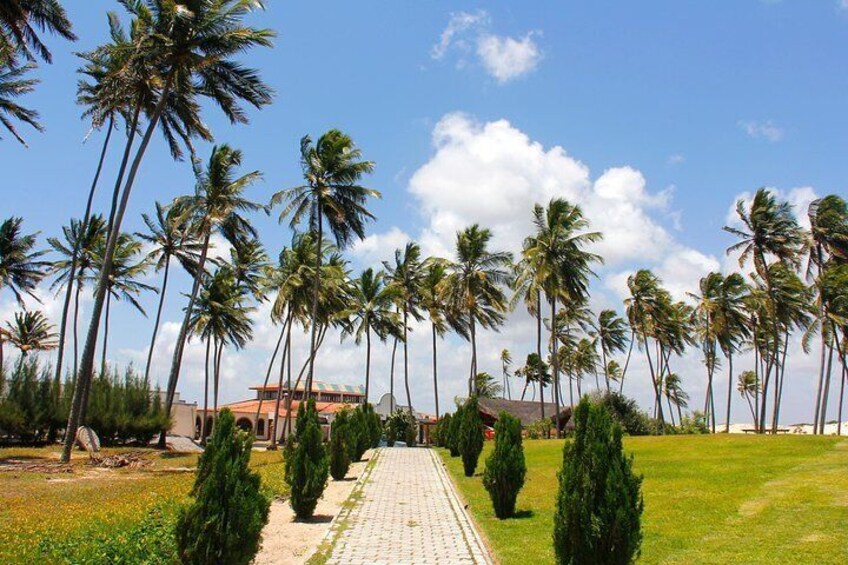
[476,397,573,431]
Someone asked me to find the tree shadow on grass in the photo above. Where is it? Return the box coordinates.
[294,514,334,524]
[510,510,535,520]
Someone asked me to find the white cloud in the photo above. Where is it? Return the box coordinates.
[350,226,411,269]
[667,154,685,166]
[431,11,542,83]
[476,32,542,83]
[738,119,784,142]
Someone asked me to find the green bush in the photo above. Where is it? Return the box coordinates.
[348,405,373,461]
[434,412,451,447]
[591,391,652,436]
[526,418,552,439]
[677,411,710,434]
[448,405,463,457]
[0,358,68,444]
[553,396,643,565]
[385,409,410,447]
[458,397,483,477]
[286,398,329,519]
[362,402,383,448]
[330,409,351,480]
[404,410,418,447]
[482,412,526,519]
[176,409,270,565]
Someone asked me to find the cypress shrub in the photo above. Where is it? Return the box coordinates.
[363,402,383,448]
[349,405,372,461]
[404,410,418,447]
[458,397,483,477]
[482,412,526,518]
[176,409,270,565]
[329,409,351,480]
[553,396,644,565]
[286,398,329,519]
[435,412,451,447]
[448,406,463,457]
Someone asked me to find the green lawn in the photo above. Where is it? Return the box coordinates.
[0,445,287,564]
[440,435,848,565]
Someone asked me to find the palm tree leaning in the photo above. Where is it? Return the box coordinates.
[384,242,425,418]
[64,0,273,462]
[272,129,378,394]
[4,310,57,363]
[724,188,803,433]
[137,202,203,383]
[0,0,76,65]
[160,144,265,447]
[500,348,512,400]
[593,309,629,393]
[0,63,43,146]
[344,268,401,405]
[441,224,513,396]
[421,259,458,418]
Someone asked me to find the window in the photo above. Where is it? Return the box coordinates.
[257,418,265,437]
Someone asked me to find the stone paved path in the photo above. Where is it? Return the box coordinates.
[325,448,492,565]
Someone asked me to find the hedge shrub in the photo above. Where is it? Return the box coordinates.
[482,412,526,518]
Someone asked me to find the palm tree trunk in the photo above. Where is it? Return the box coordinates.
[283,324,327,438]
[143,257,171,383]
[159,229,212,448]
[667,395,676,427]
[285,319,293,439]
[73,282,82,379]
[269,314,292,448]
[814,328,828,434]
[403,307,413,419]
[470,316,478,395]
[254,318,287,426]
[753,320,760,429]
[725,352,734,433]
[619,330,635,393]
[644,332,664,433]
[54,116,115,388]
[201,337,211,444]
[773,331,790,432]
[550,295,562,438]
[306,206,323,394]
[837,356,846,436]
[62,84,170,463]
[819,341,834,433]
[432,323,439,419]
[213,338,223,429]
[365,326,372,404]
[389,337,397,412]
[100,292,111,380]
[601,346,609,393]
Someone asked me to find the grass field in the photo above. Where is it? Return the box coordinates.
[440,435,848,565]
[0,445,287,564]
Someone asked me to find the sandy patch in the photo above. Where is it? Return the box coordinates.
[253,451,372,565]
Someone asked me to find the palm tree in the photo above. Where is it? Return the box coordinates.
[0,217,49,304]
[714,273,750,433]
[272,129,378,394]
[229,237,268,301]
[689,273,723,431]
[343,268,401,404]
[161,144,264,440]
[474,372,503,399]
[500,348,512,400]
[625,269,665,428]
[190,265,254,440]
[92,232,155,379]
[421,259,461,418]
[663,372,689,427]
[441,225,513,396]
[0,63,42,146]
[514,353,551,403]
[819,263,848,436]
[737,370,760,426]
[724,188,803,432]
[48,215,107,378]
[0,0,75,65]
[64,0,273,462]
[593,309,629,392]
[5,310,57,361]
[521,199,601,436]
[137,202,203,383]
[384,242,425,419]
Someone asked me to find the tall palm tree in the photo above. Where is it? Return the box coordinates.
[190,265,254,440]
[48,215,107,379]
[521,199,601,436]
[724,188,803,432]
[92,232,155,379]
[625,269,665,428]
[737,370,760,425]
[441,224,513,395]
[229,237,268,301]
[64,0,273,462]
[663,372,689,427]
[0,0,75,65]
[384,242,425,418]
[137,202,203,383]
[343,267,401,404]
[161,144,264,440]
[713,273,750,432]
[5,310,57,361]
[0,63,42,145]
[272,129,378,394]
[500,348,512,400]
[689,273,723,431]
[819,263,848,435]
[0,217,48,304]
[474,372,503,399]
[592,309,629,393]
[514,353,551,403]
[421,259,461,418]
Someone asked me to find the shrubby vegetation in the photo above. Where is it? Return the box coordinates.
[483,412,526,519]
[458,396,484,477]
[0,359,67,443]
[554,397,643,565]
[176,409,270,565]
[330,408,351,480]
[385,409,415,447]
[591,391,652,436]
[286,398,329,519]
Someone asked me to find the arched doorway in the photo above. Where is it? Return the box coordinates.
[236,417,253,433]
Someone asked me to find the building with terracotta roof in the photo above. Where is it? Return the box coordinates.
[201,381,366,444]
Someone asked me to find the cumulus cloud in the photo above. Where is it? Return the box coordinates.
[738,119,784,142]
[431,11,542,83]
[350,226,412,269]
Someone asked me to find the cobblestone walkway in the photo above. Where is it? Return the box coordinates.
[325,448,492,565]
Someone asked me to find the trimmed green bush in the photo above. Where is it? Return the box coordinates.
[448,405,463,457]
[361,402,383,448]
[482,412,526,518]
[330,408,351,480]
[435,412,451,447]
[591,391,652,436]
[385,409,408,447]
[176,408,270,565]
[553,396,644,565]
[349,405,373,461]
[458,397,483,477]
[404,410,418,447]
[286,398,329,519]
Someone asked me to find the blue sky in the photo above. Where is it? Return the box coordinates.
[2,1,847,424]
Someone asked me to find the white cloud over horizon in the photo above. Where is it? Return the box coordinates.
[738,119,785,142]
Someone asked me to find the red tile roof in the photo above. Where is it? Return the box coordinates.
[216,398,353,418]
